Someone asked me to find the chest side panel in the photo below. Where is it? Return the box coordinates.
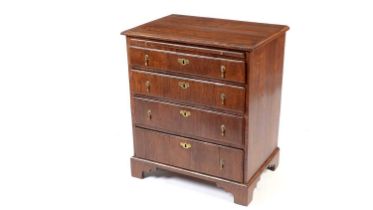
[244,34,286,183]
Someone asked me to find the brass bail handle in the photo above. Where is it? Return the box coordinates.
[220,65,226,78]
[147,110,152,120]
[220,159,225,170]
[221,124,225,136]
[220,93,226,105]
[144,54,149,66]
[145,81,151,92]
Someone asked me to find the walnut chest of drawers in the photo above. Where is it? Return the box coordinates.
[121,14,289,206]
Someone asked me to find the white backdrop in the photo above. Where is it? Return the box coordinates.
[1,0,372,209]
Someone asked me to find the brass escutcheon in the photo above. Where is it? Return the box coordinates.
[177,58,189,66]
[178,81,190,89]
[179,110,191,118]
[180,142,191,149]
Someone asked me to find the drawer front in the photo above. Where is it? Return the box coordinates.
[129,46,246,83]
[134,127,243,182]
[130,70,245,113]
[133,97,244,147]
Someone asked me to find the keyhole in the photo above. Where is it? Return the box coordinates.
[177,58,189,66]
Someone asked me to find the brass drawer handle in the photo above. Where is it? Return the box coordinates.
[221,124,225,136]
[147,109,152,120]
[220,65,226,78]
[177,58,189,66]
[178,81,190,89]
[220,159,225,170]
[180,142,191,149]
[145,81,150,92]
[144,54,149,66]
[179,110,191,118]
[220,93,226,105]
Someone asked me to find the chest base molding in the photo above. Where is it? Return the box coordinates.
[131,147,279,206]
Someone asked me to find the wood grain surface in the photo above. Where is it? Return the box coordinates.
[122,14,288,51]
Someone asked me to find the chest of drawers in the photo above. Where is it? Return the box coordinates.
[121,14,289,206]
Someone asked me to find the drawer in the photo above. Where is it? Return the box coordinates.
[130,70,246,113]
[133,97,244,147]
[128,43,246,83]
[134,127,243,182]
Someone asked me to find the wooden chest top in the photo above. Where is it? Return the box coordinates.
[122,14,289,51]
